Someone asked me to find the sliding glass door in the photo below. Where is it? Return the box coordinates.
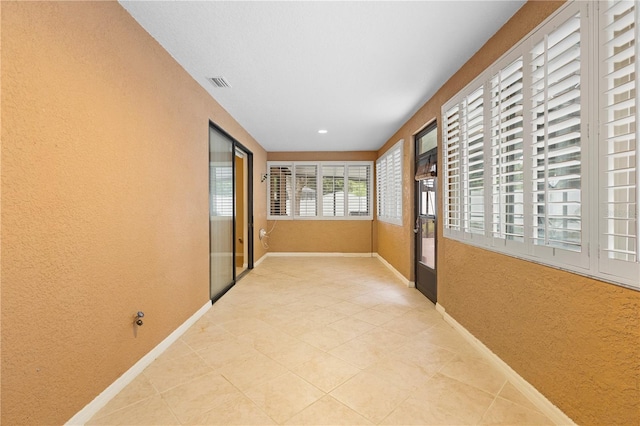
[209,122,254,302]
[209,125,234,300]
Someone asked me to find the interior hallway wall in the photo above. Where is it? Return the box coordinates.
[1,2,267,424]
[375,1,640,424]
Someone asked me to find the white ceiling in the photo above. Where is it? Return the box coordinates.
[120,1,525,152]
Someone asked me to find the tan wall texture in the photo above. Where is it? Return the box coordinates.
[376,1,640,424]
[266,220,375,253]
[1,2,267,424]
[266,151,377,254]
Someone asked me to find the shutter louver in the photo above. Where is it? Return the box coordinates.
[376,157,386,219]
[294,165,318,217]
[322,165,345,217]
[491,57,525,243]
[462,87,485,235]
[269,165,292,217]
[600,0,639,277]
[392,147,403,220]
[444,104,462,232]
[530,12,582,252]
[347,165,370,216]
[376,141,403,225]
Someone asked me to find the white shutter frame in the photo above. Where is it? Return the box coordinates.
[442,102,464,238]
[597,0,639,286]
[441,1,637,289]
[489,50,527,254]
[268,161,373,221]
[267,163,293,220]
[462,86,488,243]
[528,4,590,269]
[377,140,403,226]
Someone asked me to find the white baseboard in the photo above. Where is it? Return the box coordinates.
[254,254,267,267]
[373,253,412,287]
[66,301,211,425]
[435,303,575,426]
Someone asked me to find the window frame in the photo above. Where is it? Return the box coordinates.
[377,140,404,226]
[266,161,373,221]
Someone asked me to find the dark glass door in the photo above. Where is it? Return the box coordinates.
[415,123,437,303]
[209,122,254,303]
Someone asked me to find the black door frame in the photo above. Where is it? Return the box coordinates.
[414,122,438,303]
[208,120,254,303]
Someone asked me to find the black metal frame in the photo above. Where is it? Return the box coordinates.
[208,120,254,303]
[414,121,438,303]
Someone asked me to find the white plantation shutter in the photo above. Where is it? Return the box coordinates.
[444,86,486,240]
[377,141,403,225]
[392,146,403,220]
[490,56,525,245]
[440,1,638,290]
[269,165,293,217]
[294,165,317,217]
[462,87,486,236]
[347,165,371,216]
[599,0,639,282]
[269,162,372,220]
[443,105,462,233]
[529,10,586,266]
[376,157,387,220]
[322,165,345,217]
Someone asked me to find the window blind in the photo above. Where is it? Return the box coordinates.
[377,141,403,225]
[269,165,292,217]
[443,105,462,232]
[463,87,485,235]
[490,56,525,243]
[599,0,638,281]
[530,12,582,253]
[294,165,317,217]
[441,1,638,289]
[268,162,372,220]
[322,165,345,217]
[347,165,370,216]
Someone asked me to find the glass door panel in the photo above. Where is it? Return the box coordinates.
[209,126,234,300]
[419,179,436,269]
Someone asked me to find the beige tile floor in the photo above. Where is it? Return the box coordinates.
[88,257,554,425]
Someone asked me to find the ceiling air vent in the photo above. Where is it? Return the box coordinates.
[207,76,231,88]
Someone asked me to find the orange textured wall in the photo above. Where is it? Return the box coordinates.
[265,151,377,254]
[1,2,266,424]
[266,220,375,253]
[443,241,640,425]
[376,1,640,424]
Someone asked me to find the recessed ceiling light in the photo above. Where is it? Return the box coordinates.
[318,129,328,134]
